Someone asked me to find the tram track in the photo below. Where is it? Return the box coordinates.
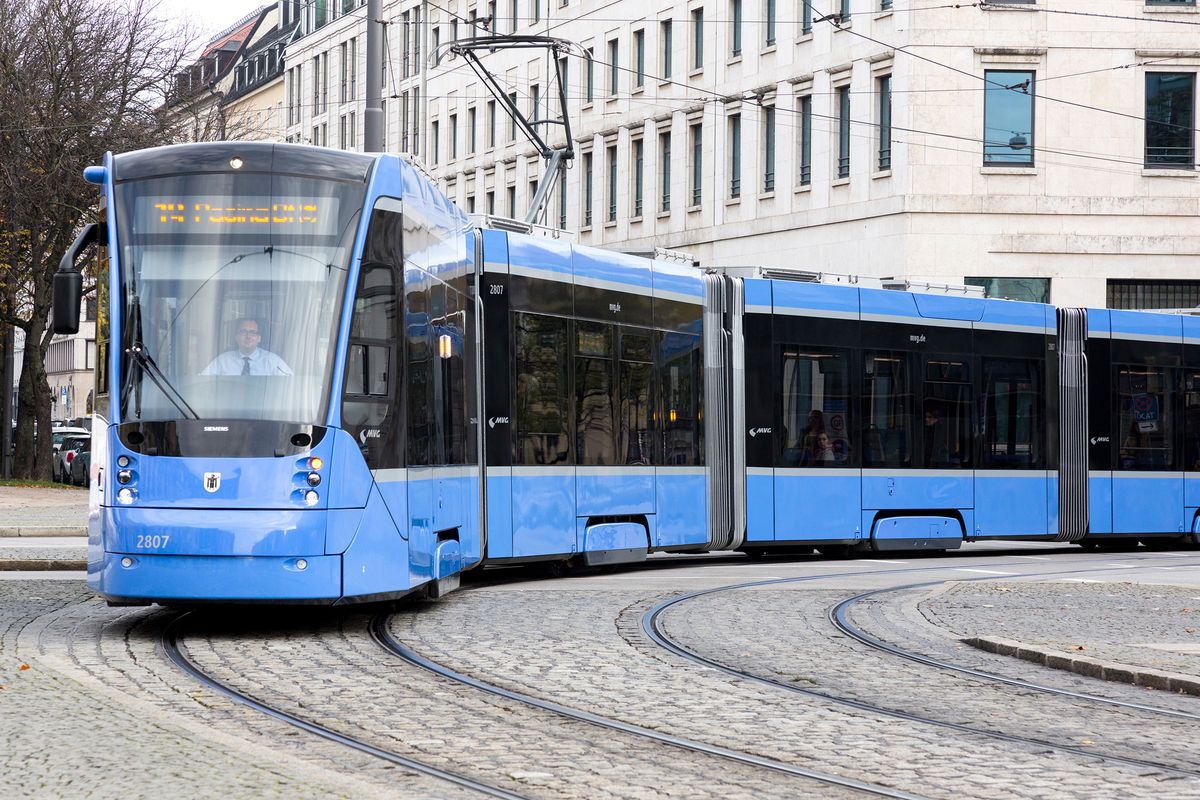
[368,614,933,800]
[830,583,1200,723]
[160,612,533,800]
[640,556,1200,781]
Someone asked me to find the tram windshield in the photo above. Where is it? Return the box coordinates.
[113,172,363,425]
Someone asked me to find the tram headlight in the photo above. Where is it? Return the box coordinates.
[117,488,135,505]
[304,490,319,506]
[309,456,323,471]
[117,469,132,485]
[307,472,321,487]
[296,558,308,571]
[116,455,131,468]
[229,156,244,170]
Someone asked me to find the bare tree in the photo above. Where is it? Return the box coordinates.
[0,0,193,479]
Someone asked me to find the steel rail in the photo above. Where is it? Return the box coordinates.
[161,612,532,800]
[369,614,932,800]
[641,557,1200,780]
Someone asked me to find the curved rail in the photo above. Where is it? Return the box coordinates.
[369,615,931,800]
[161,612,531,800]
[642,560,1200,779]
[830,583,1200,723]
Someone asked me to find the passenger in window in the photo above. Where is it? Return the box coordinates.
[812,432,837,464]
[800,409,825,456]
[923,403,950,467]
[202,318,293,376]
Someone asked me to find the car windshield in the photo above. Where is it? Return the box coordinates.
[114,172,363,425]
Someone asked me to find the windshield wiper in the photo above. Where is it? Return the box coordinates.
[122,297,199,420]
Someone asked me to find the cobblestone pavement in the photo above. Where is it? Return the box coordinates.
[182,608,856,799]
[5,550,1200,798]
[391,554,1200,799]
[921,580,1200,678]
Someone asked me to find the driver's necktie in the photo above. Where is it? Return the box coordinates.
[241,356,251,376]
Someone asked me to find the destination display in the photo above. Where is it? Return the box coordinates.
[133,196,342,234]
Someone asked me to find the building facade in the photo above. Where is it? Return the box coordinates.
[279,0,1200,308]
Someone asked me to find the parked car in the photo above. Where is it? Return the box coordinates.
[52,428,90,482]
[68,437,91,486]
[58,435,89,484]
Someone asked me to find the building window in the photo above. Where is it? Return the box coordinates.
[487,190,496,214]
[340,114,348,148]
[339,41,348,103]
[840,0,850,19]
[965,278,1050,304]
[1147,0,1196,4]
[1145,72,1195,168]
[690,121,703,205]
[633,138,645,216]
[531,84,541,121]
[449,113,457,159]
[983,69,1035,166]
[836,85,850,179]
[349,37,357,100]
[583,151,594,226]
[881,0,892,9]
[801,0,812,34]
[634,30,645,88]
[660,130,672,212]
[533,0,541,23]
[661,20,673,79]
[1107,280,1200,310]
[508,92,518,140]
[586,48,595,103]
[432,27,441,66]
[731,0,742,57]
[431,119,440,164]
[729,114,741,198]
[487,100,497,147]
[608,39,619,96]
[799,95,812,186]
[691,8,704,71]
[878,74,891,171]
[511,0,518,32]
[763,105,775,192]
[508,185,517,217]
[607,143,618,222]
[765,0,777,46]
[468,106,477,153]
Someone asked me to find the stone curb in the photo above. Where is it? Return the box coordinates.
[0,559,87,571]
[0,527,87,537]
[964,635,1200,698]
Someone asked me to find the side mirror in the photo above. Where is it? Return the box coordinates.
[53,271,83,335]
[53,222,103,336]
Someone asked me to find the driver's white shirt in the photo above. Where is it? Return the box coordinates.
[201,348,293,376]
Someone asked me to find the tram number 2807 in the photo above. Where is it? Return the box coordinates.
[135,534,171,549]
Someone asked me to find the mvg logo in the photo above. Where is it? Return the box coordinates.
[909,334,927,344]
[748,427,773,438]
[608,303,622,314]
[488,416,510,429]
[1090,436,1110,446]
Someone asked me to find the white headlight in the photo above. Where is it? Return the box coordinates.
[304,490,319,506]
[117,488,135,505]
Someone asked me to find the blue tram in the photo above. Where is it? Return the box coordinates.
[51,141,1193,605]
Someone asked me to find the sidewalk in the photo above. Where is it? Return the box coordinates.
[922,579,1200,697]
[0,486,88,571]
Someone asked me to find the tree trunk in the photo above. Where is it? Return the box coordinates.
[11,322,52,481]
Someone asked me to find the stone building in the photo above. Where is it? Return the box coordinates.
[279,0,1200,308]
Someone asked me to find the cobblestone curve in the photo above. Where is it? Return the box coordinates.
[921,581,1200,678]
[393,587,1200,800]
[184,608,859,800]
[661,586,1200,780]
[1,581,384,800]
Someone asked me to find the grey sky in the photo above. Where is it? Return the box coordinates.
[155,0,272,51]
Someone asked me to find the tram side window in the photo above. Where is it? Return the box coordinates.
[923,355,973,469]
[406,266,435,466]
[576,321,616,465]
[779,347,853,467]
[862,351,913,468]
[619,328,656,465]
[660,331,702,466]
[514,313,571,465]
[1117,365,1175,471]
[980,358,1041,469]
[343,206,402,469]
[1183,370,1200,471]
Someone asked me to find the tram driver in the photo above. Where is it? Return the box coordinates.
[201,318,293,377]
